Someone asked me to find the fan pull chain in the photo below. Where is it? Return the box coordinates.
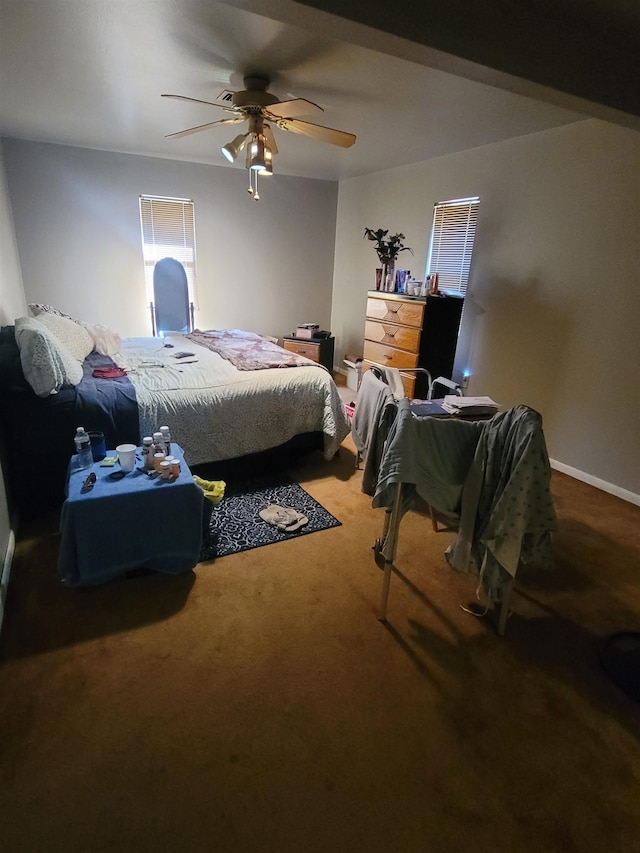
[253,171,260,201]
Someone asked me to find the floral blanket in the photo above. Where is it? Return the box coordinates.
[186,329,322,371]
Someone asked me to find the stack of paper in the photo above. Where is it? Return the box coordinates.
[442,395,498,416]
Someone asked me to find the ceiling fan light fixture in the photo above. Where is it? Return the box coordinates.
[249,135,266,171]
[164,77,356,203]
[221,133,248,163]
[258,147,273,177]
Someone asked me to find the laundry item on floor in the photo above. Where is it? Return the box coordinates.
[258,504,309,533]
[192,475,226,504]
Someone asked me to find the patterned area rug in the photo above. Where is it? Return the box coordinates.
[199,473,341,560]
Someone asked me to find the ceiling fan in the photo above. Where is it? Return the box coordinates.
[162,75,356,199]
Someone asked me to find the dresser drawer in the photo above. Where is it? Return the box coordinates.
[364,319,420,353]
[283,339,320,362]
[361,362,416,398]
[363,340,419,370]
[366,296,424,328]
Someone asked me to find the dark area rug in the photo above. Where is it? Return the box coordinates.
[199,473,341,561]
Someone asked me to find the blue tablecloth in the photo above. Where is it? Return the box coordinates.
[58,444,204,586]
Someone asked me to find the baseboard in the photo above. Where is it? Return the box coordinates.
[550,459,640,506]
[0,528,16,636]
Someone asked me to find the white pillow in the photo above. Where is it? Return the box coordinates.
[81,322,122,358]
[28,303,80,323]
[15,316,83,397]
[33,311,94,361]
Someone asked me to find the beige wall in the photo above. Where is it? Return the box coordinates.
[3,140,338,339]
[331,119,640,498]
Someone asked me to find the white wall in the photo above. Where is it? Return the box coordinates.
[2,124,638,500]
[331,119,640,498]
[0,140,27,628]
[0,144,27,326]
[2,140,338,339]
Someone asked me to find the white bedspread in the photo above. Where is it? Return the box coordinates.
[117,335,350,466]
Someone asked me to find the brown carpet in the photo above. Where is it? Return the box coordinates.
[1,435,639,852]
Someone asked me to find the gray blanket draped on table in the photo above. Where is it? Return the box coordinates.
[351,367,405,496]
[445,404,557,600]
[371,400,556,601]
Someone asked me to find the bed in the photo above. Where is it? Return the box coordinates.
[0,313,350,518]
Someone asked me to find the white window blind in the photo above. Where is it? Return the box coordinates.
[139,196,198,306]
[426,197,479,295]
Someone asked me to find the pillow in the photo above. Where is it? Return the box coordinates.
[81,322,121,358]
[14,316,83,397]
[33,311,94,361]
[28,303,80,323]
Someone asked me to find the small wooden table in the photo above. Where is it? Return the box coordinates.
[282,335,335,372]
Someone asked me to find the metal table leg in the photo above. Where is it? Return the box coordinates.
[376,481,403,621]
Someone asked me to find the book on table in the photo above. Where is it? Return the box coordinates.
[409,399,450,417]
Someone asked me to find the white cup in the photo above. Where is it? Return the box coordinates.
[116,443,137,473]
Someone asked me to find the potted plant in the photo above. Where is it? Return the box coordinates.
[364,228,413,291]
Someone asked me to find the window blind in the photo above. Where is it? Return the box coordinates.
[426,197,479,295]
[139,196,198,306]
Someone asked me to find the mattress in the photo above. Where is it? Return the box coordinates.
[118,334,350,466]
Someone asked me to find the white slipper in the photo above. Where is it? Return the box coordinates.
[259,504,308,533]
[278,514,308,533]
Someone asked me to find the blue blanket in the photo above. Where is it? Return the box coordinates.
[75,352,140,448]
[0,327,139,517]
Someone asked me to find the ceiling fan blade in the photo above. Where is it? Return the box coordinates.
[165,117,245,139]
[263,124,279,155]
[276,118,356,148]
[161,93,229,110]
[265,98,324,119]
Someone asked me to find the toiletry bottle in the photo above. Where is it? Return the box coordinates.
[142,436,155,469]
[153,431,165,457]
[159,425,171,456]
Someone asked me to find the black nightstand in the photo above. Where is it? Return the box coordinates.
[282,336,335,372]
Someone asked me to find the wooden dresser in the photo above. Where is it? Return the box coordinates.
[362,291,464,398]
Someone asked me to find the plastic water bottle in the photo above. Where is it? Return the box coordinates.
[74,426,93,471]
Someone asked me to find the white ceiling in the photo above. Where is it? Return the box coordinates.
[0,0,601,181]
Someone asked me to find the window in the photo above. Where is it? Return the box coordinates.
[425,197,479,295]
[139,196,198,306]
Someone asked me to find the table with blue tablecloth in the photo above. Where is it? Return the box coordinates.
[58,444,205,586]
